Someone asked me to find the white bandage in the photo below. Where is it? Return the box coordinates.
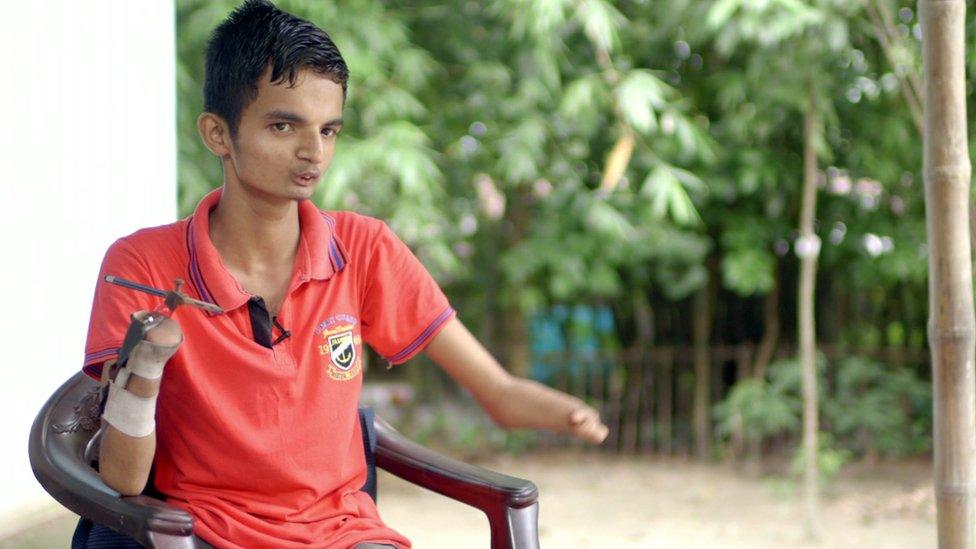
[102,381,157,438]
[99,338,178,437]
[125,338,180,380]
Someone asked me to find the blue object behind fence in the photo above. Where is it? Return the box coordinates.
[530,305,618,385]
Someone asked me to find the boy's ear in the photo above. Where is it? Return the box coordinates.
[197,112,233,157]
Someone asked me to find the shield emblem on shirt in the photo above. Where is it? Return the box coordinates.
[328,331,356,371]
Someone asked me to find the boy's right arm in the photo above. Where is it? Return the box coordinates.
[98,316,182,496]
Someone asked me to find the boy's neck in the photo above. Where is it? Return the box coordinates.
[207,184,301,274]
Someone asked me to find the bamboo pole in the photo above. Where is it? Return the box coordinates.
[919,0,976,546]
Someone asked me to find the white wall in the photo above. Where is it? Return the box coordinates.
[0,0,176,532]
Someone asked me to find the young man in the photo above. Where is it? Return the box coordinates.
[83,1,608,547]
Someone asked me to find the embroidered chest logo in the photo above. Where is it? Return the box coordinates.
[314,314,362,381]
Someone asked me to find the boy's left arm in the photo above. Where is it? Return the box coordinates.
[424,317,609,444]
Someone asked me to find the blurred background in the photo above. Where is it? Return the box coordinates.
[2,0,956,546]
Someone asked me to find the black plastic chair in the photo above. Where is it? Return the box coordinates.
[29,372,540,548]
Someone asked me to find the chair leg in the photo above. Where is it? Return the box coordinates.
[491,502,539,549]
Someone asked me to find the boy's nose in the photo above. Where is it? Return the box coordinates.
[297,133,324,163]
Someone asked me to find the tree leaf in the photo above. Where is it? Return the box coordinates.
[615,70,672,134]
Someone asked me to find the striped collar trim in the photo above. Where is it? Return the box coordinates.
[184,188,349,315]
[320,212,348,273]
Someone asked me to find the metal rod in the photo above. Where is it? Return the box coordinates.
[104,275,168,298]
[104,275,223,314]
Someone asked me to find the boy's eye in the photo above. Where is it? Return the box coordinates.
[322,127,337,137]
[272,122,292,132]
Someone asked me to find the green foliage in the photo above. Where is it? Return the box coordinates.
[616,70,671,135]
[824,356,932,457]
[767,355,827,396]
[404,402,537,459]
[173,0,941,461]
[706,0,826,56]
[642,165,705,227]
[715,354,932,460]
[174,0,934,310]
[721,248,775,296]
[714,378,799,442]
[719,220,778,296]
[713,355,825,446]
[790,433,852,486]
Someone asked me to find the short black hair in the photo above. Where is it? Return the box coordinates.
[203,0,349,136]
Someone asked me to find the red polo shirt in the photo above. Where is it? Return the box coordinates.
[82,188,454,548]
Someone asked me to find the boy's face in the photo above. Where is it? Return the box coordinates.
[224,67,344,203]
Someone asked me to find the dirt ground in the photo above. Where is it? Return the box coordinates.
[3,452,935,548]
[377,452,935,548]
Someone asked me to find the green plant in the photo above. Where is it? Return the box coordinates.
[824,356,932,457]
[790,432,851,485]
[714,378,800,442]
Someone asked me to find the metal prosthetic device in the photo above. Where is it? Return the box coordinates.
[99,277,221,438]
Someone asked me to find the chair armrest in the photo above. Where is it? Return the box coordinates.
[28,373,194,547]
[374,415,540,549]
[374,415,538,510]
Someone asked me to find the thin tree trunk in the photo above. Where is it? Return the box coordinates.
[746,269,780,473]
[730,345,753,462]
[736,345,753,385]
[623,357,643,454]
[640,356,655,453]
[633,290,656,452]
[692,284,713,460]
[606,355,625,452]
[481,223,502,358]
[634,289,654,348]
[798,96,822,539]
[658,347,673,455]
[920,0,976,546]
[867,0,924,135]
[753,269,781,382]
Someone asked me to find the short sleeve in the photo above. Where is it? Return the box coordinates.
[360,223,455,364]
[82,238,157,380]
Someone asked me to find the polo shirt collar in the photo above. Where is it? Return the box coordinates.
[186,188,348,315]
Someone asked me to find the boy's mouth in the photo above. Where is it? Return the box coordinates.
[293,170,321,186]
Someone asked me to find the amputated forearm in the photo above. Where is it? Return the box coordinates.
[97,314,182,496]
[425,317,607,443]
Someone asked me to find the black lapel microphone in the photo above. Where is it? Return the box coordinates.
[272,316,291,346]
